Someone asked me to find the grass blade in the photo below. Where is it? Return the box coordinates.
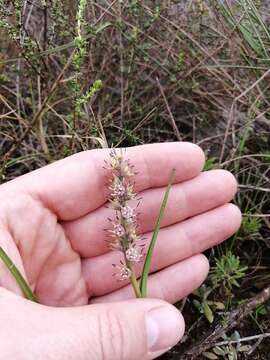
[0,246,38,302]
[140,169,176,297]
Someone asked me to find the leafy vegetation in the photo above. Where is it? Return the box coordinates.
[0,0,269,358]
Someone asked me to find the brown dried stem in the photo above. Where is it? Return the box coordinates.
[180,286,270,359]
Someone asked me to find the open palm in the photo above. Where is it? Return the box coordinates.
[0,142,241,307]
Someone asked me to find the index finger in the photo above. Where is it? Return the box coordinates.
[1,142,205,220]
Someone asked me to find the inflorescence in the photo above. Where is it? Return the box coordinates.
[106,150,143,281]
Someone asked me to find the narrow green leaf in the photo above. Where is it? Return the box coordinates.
[204,302,214,323]
[140,169,175,297]
[202,352,218,360]
[0,246,38,302]
[95,22,112,34]
[214,346,226,356]
[212,301,225,310]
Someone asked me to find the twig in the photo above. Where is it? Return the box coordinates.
[180,285,270,359]
[214,333,270,347]
[156,77,182,141]
[243,213,270,218]
[219,68,270,165]
[247,333,268,355]
[220,153,270,166]
[239,184,270,193]
[3,50,75,161]
[115,107,157,147]
[0,94,28,127]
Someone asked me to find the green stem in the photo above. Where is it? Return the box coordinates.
[128,262,142,298]
[0,246,38,302]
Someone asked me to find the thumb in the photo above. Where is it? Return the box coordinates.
[0,288,185,360]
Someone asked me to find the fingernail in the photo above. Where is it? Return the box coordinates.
[146,305,184,356]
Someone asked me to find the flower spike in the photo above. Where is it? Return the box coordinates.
[106,150,144,289]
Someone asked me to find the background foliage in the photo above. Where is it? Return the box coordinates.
[0,0,269,358]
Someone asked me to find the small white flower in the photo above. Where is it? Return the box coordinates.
[121,206,136,222]
[113,264,131,280]
[111,182,126,197]
[112,223,125,237]
[119,266,131,280]
[126,246,142,263]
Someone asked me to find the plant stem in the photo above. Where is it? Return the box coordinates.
[128,262,142,298]
[0,246,38,302]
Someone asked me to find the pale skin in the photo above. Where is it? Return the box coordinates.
[0,142,241,359]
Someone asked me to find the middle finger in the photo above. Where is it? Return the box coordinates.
[82,203,241,297]
[64,169,237,257]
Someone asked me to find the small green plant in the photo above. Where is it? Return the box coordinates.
[204,157,217,171]
[74,79,103,111]
[194,252,247,323]
[70,0,88,124]
[69,0,103,130]
[219,0,270,60]
[177,49,185,69]
[254,304,267,320]
[241,215,262,236]
[210,251,248,291]
[203,331,251,360]
[0,0,39,67]
[193,284,225,324]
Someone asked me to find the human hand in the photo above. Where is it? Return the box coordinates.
[0,142,241,359]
